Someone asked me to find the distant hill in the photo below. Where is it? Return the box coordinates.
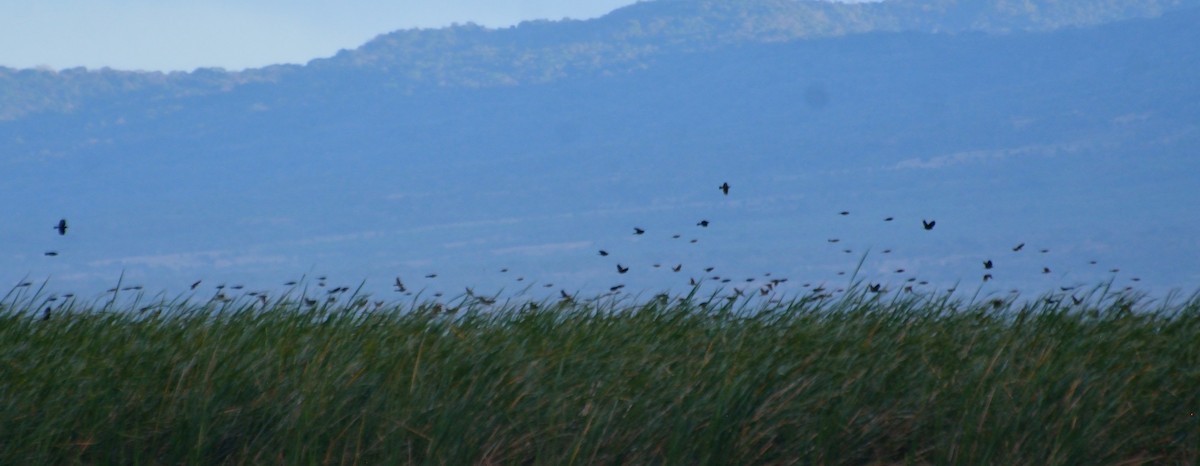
[2,0,1199,297]
[2,0,1197,119]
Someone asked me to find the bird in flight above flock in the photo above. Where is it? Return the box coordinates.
[922,219,936,230]
[54,219,68,235]
[719,182,730,195]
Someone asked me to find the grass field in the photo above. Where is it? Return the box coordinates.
[1,284,1197,465]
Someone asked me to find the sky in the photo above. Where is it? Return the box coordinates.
[1,0,641,72]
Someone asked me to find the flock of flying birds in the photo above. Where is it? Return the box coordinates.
[24,181,1142,310]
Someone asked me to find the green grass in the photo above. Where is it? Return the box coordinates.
[0,285,1197,465]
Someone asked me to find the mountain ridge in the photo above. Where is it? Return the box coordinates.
[3,0,1198,120]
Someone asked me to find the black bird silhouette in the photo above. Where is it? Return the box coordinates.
[54,219,68,235]
[882,249,892,254]
[895,269,905,273]
[672,264,682,272]
[697,220,709,227]
[425,273,437,278]
[561,290,572,300]
[922,219,936,230]
[190,280,202,290]
[633,228,645,235]
[828,238,840,243]
[44,251,58,256]
[704,267,715,272]
[616,264,629,274]
[984,260,993,270]
[1013,243,1025,252]
[839,211,850,216]
[983,274,993,282]
[1040,249,1050,253]
[690,239,698,243]
[284,281,297,286]
[394,277,406,292]
[610,284,625,292]
[1042,267,1051,274]
[868,283,883,293]
[884,217,894,222]
[719,182,730,195]
[42,307,50,321]
[598,250,609,256]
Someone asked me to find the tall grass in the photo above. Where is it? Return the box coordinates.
[0,285,1197,465]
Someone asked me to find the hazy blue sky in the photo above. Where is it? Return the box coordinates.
[1,0,641,71]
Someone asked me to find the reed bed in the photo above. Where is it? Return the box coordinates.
[0,285,1197,465]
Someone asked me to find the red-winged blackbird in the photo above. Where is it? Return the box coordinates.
[633,228,645,235]
[704,267,715,272]
[828,238,840,243]
[44,251,58,256]
[1043,267,1051,274]
[839,211,850,216]
[719,182,730,195]
[922,219,936,230]
[284,281,297,286]
[672,264,682,272]
[191,280,202,290]
[672,234,681,239]
[610,284,625,292]
[425,273,437,278]
[394,277,406,292]
[500,268,508,273]
[884,217,894,222]
[598,250,608,256]
[690,239,698,243]
[868,284,882,293]
[882,249,892,254]
[1040,249,1050,253]
[54,219,68,236]
[616,264,629,274]
[984,260,993,269]
[983,274,993,281]
[697,220,709,227]
[561,290,572,299]
[1071,295,1083,305]
[895,269,905,273]
[1013,243,1025,252]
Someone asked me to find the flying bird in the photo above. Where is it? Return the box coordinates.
[884,217,894,222]
[44,251,58,257]
[1013,243,1025,252]
[719,182,730,195]
[633,228,645,235]
[425,273,437,278]
[190,280,202,290]
[696,220,709,227]
[983,274,993,282]
[394,277,406,293]
[839,211,850,216]
[1042,267,1051,274]
[984,260,994,270]
[54,219,68,236]
[616,264,629,274]
[922,219,936,230]
[598,250,609,256]
[672,264,682,272]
